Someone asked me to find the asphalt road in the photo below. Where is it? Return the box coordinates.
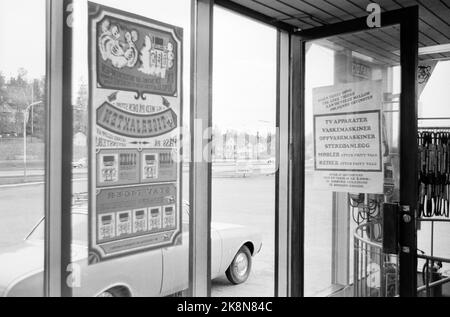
[0,180,88,247]
[0,184,46,247]
[211,175,275,297]
[2,171,448,297]
[0,172,276,297]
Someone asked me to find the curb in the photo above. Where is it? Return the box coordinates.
[0,178,88,189]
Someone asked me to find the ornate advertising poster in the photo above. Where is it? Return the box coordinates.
[88,2,183,264]
[312,80,384,194]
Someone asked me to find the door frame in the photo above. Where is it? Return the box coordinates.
[291,6,419,297]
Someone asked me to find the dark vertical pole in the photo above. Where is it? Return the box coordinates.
[399,6,418,297]
[61,0,73,298]
[290,35,305,297]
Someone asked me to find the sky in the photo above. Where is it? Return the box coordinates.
[0,0,277,133]
[0,0,46,79]
[212,6,277,133]
[0,0,449,132]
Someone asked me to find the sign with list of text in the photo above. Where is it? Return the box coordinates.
[313,80,384,194]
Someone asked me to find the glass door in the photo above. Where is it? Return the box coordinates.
[296,8,418,297]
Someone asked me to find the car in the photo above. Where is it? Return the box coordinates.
[72,158,87,169]
[1,132,18,138]
[0,202,262,297]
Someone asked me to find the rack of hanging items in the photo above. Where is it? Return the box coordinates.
[417,123,450,297]
[418,127,450,219]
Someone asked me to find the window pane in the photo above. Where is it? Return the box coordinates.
[419,61,450,120]
[211,7,276,297]
[304,25,401,297]
[0,0,46,297]
[70,0,190,297]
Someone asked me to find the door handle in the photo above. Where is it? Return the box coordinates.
[382,203,399,255]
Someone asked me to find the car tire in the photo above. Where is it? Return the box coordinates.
[226,245,252,285]
[97,290,116,297]
[97,287,129,297]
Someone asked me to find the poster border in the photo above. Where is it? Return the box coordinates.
[87,1,184,264]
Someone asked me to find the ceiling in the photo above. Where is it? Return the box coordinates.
[216,0,450,64]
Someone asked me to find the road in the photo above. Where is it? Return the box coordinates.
[2,170,449,297]
[0,168,87,186]
[0,180,88,247]
[0,172,276,297]
[211,175,275,297]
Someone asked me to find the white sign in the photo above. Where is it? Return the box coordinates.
[313,80,384,194]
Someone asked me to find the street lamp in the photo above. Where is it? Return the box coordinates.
[23,101,42,180]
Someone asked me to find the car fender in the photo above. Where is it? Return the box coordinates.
[212,224,262,274]
[3,269,44,297]
[94,283,134,297]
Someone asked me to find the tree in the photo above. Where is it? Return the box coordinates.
[267,132,272,156]
[0,72,6,100]
[30,77,46,140]
[1,70,46,138]
[74,79,88,134]
[0,73,8,132]
[6,68,30,104]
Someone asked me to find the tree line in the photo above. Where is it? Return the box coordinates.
[0,69,88,139]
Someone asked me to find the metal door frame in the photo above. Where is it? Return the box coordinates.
[292,6,419,297]
[45,0,73,297]
[42,0,418,298]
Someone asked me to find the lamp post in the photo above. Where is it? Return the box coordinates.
[23,101,42,181]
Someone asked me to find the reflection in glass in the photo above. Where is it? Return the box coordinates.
[304,25,401,297]
[211,7,276,297]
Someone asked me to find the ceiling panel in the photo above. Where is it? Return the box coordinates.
[274,0,328,26]
[441,52,450,61]
[299,0,358,21]
[222,0,450,61]
[430,0,450,25]
[416,1,450,38]
[272,0,345,24]
[254,0,320,28]
[227,0,287,20]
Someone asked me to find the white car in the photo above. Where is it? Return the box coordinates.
[0,204,262,297]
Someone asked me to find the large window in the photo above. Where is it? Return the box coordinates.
[0,0,47,297]
[70,0,191,297]
[0,0,193,298]
[303,25,402,297]
[211,7,277,297]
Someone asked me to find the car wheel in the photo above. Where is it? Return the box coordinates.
[97,287,129,297]
[226,245,252,285]
[97,290,115,297]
